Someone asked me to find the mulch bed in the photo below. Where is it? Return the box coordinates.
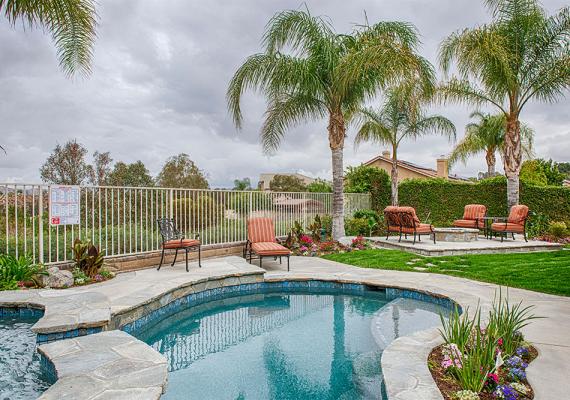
[428,344,538,399]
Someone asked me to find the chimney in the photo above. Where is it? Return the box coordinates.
[382,150,391,159]
[437,156,449,179]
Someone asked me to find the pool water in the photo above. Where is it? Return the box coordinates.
[136,289,448,400]
[0,316,50,400]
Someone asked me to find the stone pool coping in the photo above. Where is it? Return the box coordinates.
[37,330,168,400]
[2,255,569,399]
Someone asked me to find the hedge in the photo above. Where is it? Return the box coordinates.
[369,176,570,227]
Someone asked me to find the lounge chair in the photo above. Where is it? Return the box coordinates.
[157,218,201,272]
[383,206,401,240]
[398,206,436,244]
[244,217,291,270]
[490,205,530,242]
[453,204,487,230]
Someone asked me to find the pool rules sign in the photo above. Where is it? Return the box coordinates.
[49,185,80,226]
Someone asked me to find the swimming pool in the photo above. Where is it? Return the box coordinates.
[0,310,50,400]
[133,284,449,400]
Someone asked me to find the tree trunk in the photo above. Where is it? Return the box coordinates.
[329,112,346,240]
[485,147,496,177]
[391,146,399,206]
[503,114,522,208]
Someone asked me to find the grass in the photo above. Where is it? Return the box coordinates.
[323,248,570,297]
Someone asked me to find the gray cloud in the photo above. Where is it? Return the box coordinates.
[1,0,568,186]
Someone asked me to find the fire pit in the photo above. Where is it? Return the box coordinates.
[433,227,479,242]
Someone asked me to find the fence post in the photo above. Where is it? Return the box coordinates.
[169,188,174,219]
[38,186,44,264]
[303,192,307,229]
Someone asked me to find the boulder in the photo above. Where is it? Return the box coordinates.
[40,266,74,289]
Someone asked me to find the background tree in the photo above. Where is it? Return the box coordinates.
[0,0,98,152]
[156,153,209,189]
[449,112,534,177]
[557,162,570,178]
[40,140,93,185]
[520,160,549,186]
[233,177,252,190]
[227,9,435,239]
[307,178,332,193]
[439,0,570,207]
[91,151,112,185]
[269,175,307,192]
[344,165,389,193]
[108,161,154,187]
[355,80,455,205]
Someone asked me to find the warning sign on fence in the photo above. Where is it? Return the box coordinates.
[49,185,80,226]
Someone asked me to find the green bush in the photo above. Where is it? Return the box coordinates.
[549,221,568,239]
[0,254,46,290]
[345,165,390,212]
[345,217,370,236]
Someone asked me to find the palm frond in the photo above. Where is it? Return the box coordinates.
[353,108,394,149]
[438,79,507,113]
[261,93,326,153]
[408,115,456,142]
[1,0,97,76]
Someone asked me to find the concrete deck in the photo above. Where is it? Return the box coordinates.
[2,254,569,399]
[369,235,562,256]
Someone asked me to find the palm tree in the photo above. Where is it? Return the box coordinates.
[1,0,97,76]
[1,0,97,152]
[439,0,570,207]
[354,81,456,205]
[449,112,534,177]
[227,9,435,240]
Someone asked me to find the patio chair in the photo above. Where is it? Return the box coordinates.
[157,218,201,272]
[398,206,436,244]
[453,204,487,230]
[384,206,402,240]
[244,217,291,271]
[490,205,530,242]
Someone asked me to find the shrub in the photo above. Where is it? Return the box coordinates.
[0,254,46,290]
[345,165,390,211]
[549,221,568,239]
[345,217,370,236]
[353,209,381,235]
[72,239,104,278]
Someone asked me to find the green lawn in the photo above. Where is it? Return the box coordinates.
[323,248,570,297]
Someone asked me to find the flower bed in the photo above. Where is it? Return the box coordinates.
[428,293,538,400]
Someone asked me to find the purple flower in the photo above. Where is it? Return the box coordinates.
[508,367,526,381]
[494,384,518,400]
[505,356,524,368]
[515,347,529,358]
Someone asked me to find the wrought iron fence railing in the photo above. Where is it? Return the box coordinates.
[0,184,370,264]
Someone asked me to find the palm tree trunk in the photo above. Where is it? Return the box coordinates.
[391,145,399,206]
[485,147,496,177]
[503,115,522,208]
[329,112,346,240]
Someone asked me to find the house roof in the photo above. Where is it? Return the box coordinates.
[363,154,468,181]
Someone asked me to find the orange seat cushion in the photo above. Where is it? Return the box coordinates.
[387,225,400,233]
[507,205,529,224]
[163,239,200,249]
[491,222,525,233]
[401,223,433,234]
[453,219,478,229]
[252,242,291,256]
[247,218,276,243]
[463,204,486,221]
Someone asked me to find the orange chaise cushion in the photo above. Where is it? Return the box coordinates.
[252,242,291,256]
[463,204,486,220]
[401,223,433,234]
[247,218,276,243]
[507,205,529,224]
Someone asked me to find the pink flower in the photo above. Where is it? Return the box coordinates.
[300,235,313,244]
[487,373,499,383]
[299,246,308,252]
[498,338,503,346]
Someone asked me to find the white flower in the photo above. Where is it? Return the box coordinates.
[511,382,529,394]
[453,390,480,400]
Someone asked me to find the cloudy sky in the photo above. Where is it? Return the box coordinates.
[1,0,569,187]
